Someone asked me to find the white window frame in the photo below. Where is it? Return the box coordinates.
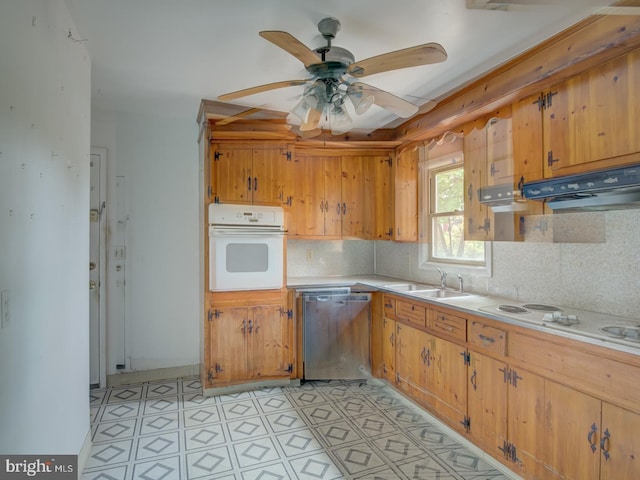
[418,145,492,277]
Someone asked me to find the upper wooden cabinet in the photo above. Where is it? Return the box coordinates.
[288,151,394,239]
[393,148,419,242]
[542,50,640,177]
[211,143,291,206]
[287,154,344,238]
[463,124,493,241]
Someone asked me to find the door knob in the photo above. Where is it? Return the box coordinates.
[89,280,96,290]
[89,262,96,271]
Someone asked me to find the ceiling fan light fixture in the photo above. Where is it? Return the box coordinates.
[346,85,374,115]
[329,99,352,135]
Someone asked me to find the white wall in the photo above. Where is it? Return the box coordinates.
[91,108,200,374]
[0,0,91,453]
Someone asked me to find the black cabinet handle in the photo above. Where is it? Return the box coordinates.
[600,429,611,460]
[470,370,478,391]
[587,423,598,453]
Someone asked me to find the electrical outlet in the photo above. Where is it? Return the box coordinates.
[1,290,10,328]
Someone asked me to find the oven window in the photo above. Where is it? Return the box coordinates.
[225,243,269,272]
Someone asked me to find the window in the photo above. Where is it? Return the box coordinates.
[419,143,491,275]
[430,164,484,263]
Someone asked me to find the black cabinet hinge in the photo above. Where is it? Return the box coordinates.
[533,91,557,110]
[478,218,491,233]
[214,196,220,204]
[208,309,214,322]
[460,350,471,366]
[287,309,293,319]
[460,415,471,433]
[208,364,223,382]
[386,156,392,167]
[284,363,293,373]
[510,369,523,388]
[283,151,292,161]
[214,151,221,161]
[207,186,212,199]
[547,150,559,167]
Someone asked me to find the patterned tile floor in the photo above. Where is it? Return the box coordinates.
[84,377,516,480]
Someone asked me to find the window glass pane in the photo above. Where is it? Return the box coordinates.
[434,167,464,213]
[432,215,484,262]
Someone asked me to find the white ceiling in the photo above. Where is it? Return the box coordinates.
[65,0,615,130]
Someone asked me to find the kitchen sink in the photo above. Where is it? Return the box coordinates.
[410,289,469,299]
[384,283,432,292]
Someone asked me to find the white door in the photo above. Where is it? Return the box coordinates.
[90,148,107,387]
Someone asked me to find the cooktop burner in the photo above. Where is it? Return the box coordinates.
[497,305,529,314]
[600,326,640,343]
[522,303,561,312]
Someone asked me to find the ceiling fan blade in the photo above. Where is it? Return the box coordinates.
[353,82,419,118]
[348,42,447,78]
[259,31,322,67]
[218,80,309,101]
[215,107,263,126]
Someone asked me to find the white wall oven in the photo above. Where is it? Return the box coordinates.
[208,203,285,291]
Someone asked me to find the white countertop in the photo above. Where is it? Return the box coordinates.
[288,275,640,356]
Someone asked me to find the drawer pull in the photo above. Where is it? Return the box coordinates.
[587,423,598,453]
[479,334,496,344]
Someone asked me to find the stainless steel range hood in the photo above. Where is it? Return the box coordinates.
[522,163,640,211]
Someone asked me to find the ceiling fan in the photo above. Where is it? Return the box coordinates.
[217,17,447,135]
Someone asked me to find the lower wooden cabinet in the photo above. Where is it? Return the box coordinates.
[372,294,640,480]
[204,291,292,389]
[382,316,396,383]
[428,335,468,429]
[466,351,507,456]
[545,380,640,480]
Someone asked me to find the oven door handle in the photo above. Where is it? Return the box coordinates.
[211,228,284,236]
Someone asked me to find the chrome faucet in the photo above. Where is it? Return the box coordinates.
[457,274,464,293]
[436,267,447,289]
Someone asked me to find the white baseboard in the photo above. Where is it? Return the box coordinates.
[78,428,92,479]
[107,364,199,386]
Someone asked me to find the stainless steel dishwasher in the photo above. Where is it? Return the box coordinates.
[298,287,371,380]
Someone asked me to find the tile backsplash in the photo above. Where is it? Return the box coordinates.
[288,209,640,320]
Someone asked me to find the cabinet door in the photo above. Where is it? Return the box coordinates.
[393,149,418,241]
[512,94,544,183]
[543,73,591,177]
[250,305,290,378]
[382,317,396,383]
[600,402,640,480]
[507,368,546,479]
[395,323,429,402]
[288,156,325,236]
[251,148,288,205]
[367,155,393,240]
[463,126,493,241]
[341,156,365,238]
[544,51,640,176]
[544,380,601,480]
[430,336,467,429]
[323,156,342,237]
[467,351,508,455]
[486,117,514,186]
[208,306,249,384]
[213,149,253,204]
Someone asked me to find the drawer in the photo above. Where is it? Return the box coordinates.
[383,295,396,317]
[468,321,506,356]
[428,309,467,342]
[396,300,426,327]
